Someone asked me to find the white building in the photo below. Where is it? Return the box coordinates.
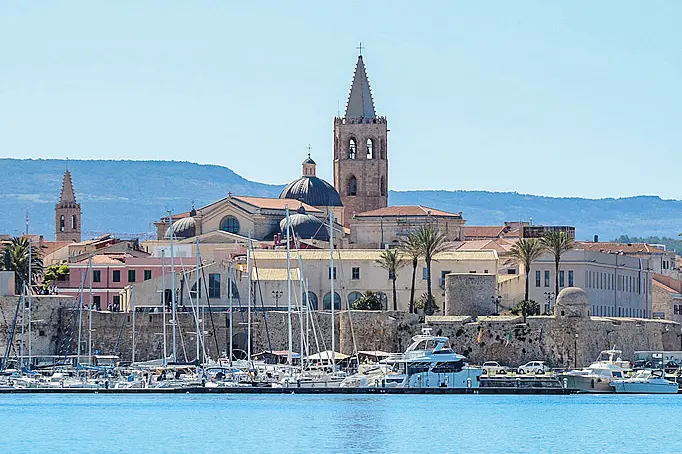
[249,249,499,312]
[528,248,653,318]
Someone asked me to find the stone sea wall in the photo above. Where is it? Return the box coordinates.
[0,296,678,367]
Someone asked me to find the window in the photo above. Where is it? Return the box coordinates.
[328,267,337,280]
[366,138,374,159]
[112,270,121,283]
[144,270,152,281]
[128,269,136,283]
[347,291,363,308]
[219,216,240,234]
[323,292,341,310]
[208,273,221,298]
[305,292,318,310]
[347,175,357,196]
[507,269,517,275]
[71,215,77,230]
[93,295,101,311]
[93,270,101,283]
[535,270,541,287]
[113,295,121,311]
[351,267,360,280]
[568,270,574,287]
[544,270,550,287]
[348,138,357,159]
[423,267,428,280]
[60,215,65,232]
[559,270,565,288]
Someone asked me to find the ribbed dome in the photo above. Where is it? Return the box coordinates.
[279,176,343,207]
[165,216,196,239]
[280,207,329,241]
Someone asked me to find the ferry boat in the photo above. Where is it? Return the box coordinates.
[342,327,482,389]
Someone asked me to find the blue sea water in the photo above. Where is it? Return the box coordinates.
[0,394,679,453]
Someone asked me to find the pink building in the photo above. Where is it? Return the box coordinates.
[60,253,189,311]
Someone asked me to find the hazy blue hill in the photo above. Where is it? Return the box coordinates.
[1,159,681,241]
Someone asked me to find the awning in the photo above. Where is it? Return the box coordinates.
[306,350,350,361]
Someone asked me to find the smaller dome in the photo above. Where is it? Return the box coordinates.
[279,176,343,207]
[303,155,316,165]
[280,207,329,241]
[165,216,196,239]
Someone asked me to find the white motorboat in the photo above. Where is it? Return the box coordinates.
[342,327,482,389]
[559,349,631,393]
[611,369,678,394]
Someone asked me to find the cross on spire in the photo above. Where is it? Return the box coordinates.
[356,42,364,56]
[307,144,312,158]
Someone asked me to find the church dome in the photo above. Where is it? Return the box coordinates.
[279,207,329,241]
[165,216,196,239]
[280,177,343,207]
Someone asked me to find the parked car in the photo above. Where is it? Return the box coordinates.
[517,361,546,375]
[482,361,509,375]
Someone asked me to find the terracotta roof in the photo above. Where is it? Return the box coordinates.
[232,196,323,213]
[576,242,666,254]
[454,239,513,253]
[41,241,72,257]
[463,226,508,239]
[353,205,461,218]
[252,249,497,262]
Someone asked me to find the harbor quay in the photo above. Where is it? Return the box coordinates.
[4,292,676,369]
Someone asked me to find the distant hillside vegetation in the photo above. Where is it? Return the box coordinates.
[1,159,681,241]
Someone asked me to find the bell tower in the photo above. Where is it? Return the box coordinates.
[333,51,388,226]
[55,169,82,242]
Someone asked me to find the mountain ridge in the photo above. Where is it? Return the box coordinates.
[1,158,680,241]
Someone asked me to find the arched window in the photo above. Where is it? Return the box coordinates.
[220,215,240,234]
[71,215,77,230]
[305,291,318,310]
[59,215,65,232]
[366,138,374,159]
[347,291,363,309]
[348,138,357,159]
[323,292,341,310]
[380,176,386,196]
[347,175,357,196]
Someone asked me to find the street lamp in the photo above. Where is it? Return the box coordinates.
[543,292,555,315]
[491,295,501,315]
[272,290,283,308]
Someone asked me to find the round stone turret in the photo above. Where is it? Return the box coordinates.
[554,287,590,318]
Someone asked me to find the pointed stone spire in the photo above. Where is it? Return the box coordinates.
[344,55,376,119]
[59,169,77,204]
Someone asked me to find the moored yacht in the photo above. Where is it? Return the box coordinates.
[342,327,482,389]
[559,349,631,393]
[611,369,678,394]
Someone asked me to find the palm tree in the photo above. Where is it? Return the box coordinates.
[508,238,545,320]
[376,249,405,311]
[399,232,421,313]
[2,237,43,293]
[540,231,575,300]
[411,225,450,315]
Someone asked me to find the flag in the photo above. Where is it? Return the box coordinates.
[505,330,512,346]
[477,327,483,344]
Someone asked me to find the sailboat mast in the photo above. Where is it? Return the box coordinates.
[228,262,233,367]
[329,210,335,370]
[247,232,252,364]
[88,254,92,365]
[286,207,292,366]
[195,236,201,364]
[169,210,177,362]
[297,253,305,372]
[161,249,167,366]
[27,236,32,369]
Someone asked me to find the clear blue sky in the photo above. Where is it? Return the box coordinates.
[1,2,680,199]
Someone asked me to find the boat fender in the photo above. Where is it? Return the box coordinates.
[590,379,595,389]
[466,377,472,389]
[562,378,568,389]
[284,378,290,388]
[105,379,110,390]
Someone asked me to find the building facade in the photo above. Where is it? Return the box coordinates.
[528,249,653,318]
